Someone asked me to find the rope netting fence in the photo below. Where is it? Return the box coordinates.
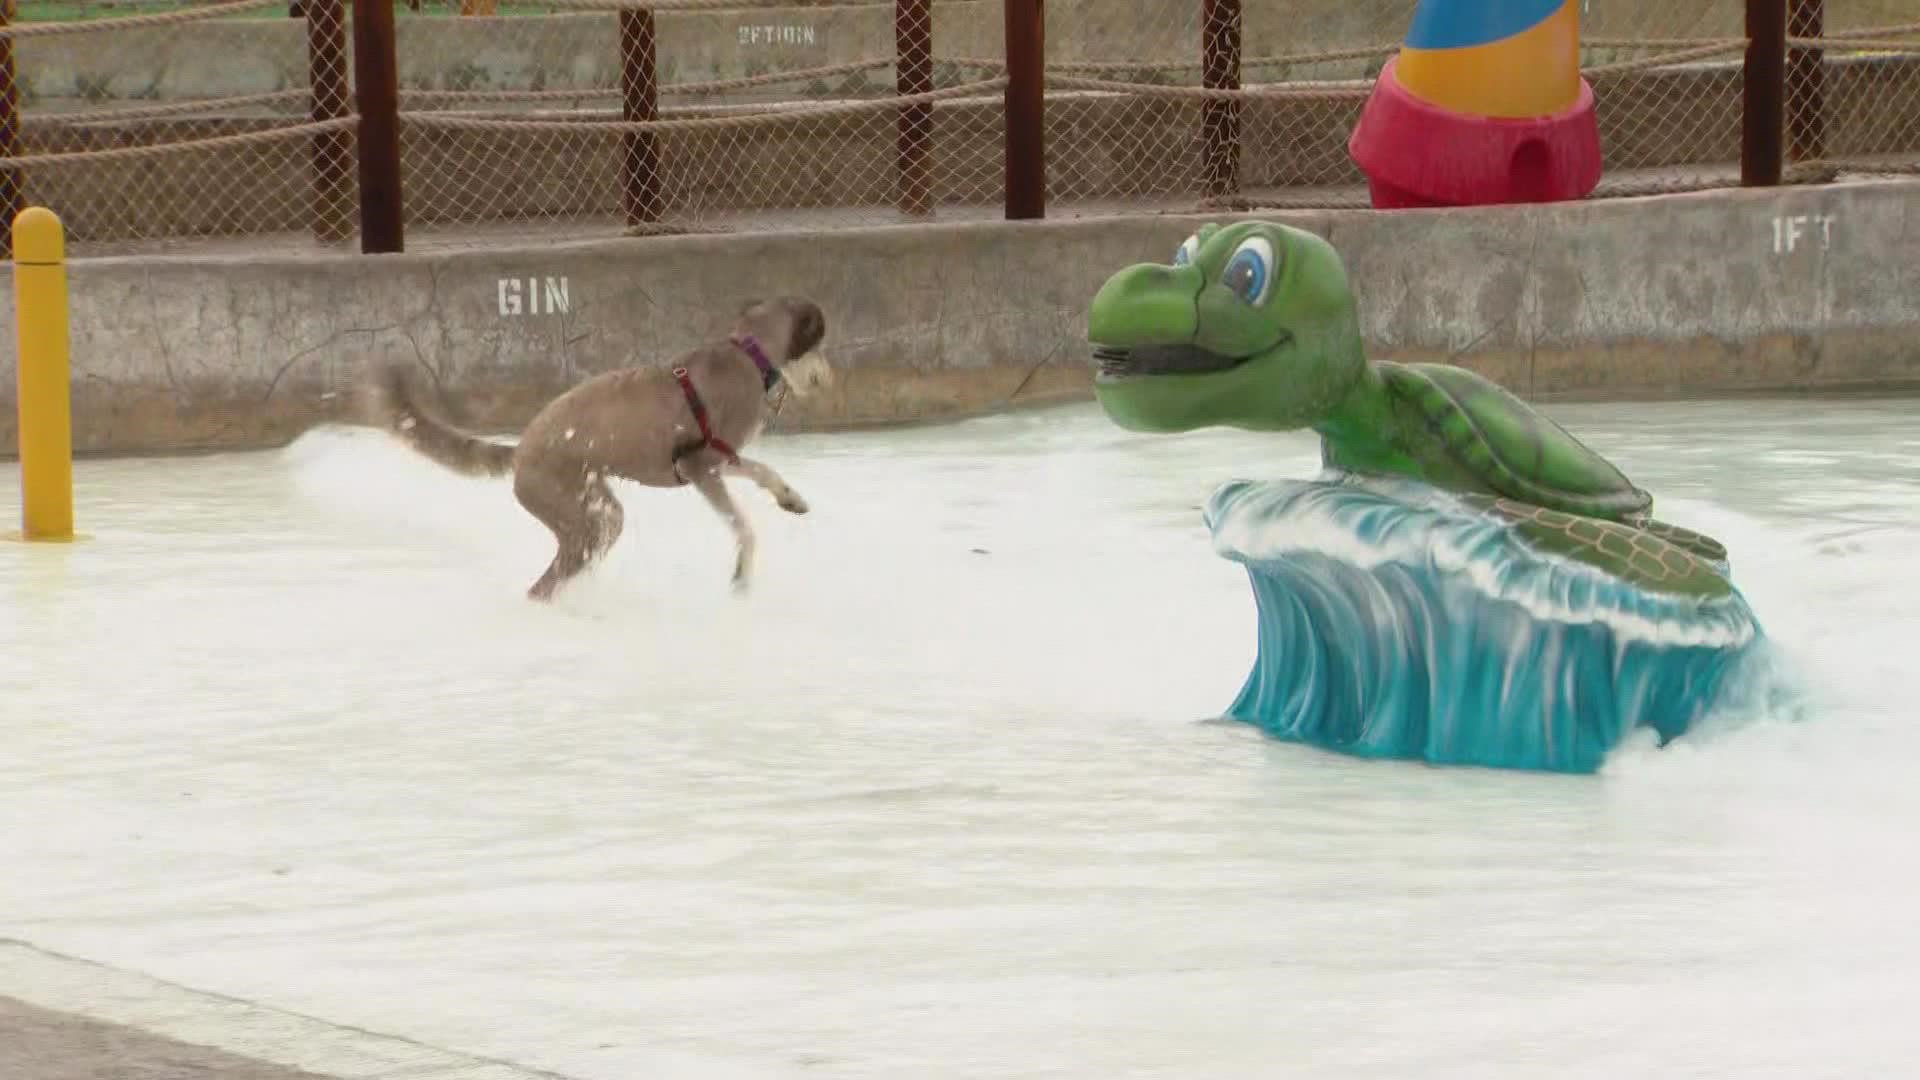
[2,0,1916,254]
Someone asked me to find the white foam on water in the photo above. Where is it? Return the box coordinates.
[1208,475,1765,649]
[0,397,1917,1080]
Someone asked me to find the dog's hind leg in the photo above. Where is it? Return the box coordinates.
[726,456,809,515]
[581,473,626,571]
[690,469,757,591]
[515,466,623,602]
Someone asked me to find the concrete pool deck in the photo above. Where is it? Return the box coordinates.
[0,176,1917,459]
[0,996,335,1080]
[0,940,572,1080]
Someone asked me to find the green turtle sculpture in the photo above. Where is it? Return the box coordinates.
[1086,219,1732,600]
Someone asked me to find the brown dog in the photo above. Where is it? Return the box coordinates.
[364,295,829,601]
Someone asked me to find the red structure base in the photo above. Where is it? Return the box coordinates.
[1348,56,1603,209]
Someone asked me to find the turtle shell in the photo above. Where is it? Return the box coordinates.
[1381,361,1653,522]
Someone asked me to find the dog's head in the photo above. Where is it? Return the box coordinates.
[738,296,827,361]
[738,295,831,396]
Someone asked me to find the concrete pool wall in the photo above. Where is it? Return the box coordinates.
[0,178,1916,458]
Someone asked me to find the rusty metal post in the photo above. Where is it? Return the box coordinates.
[0,1,23,259]
[1741,0,1787,185]
[1200,0,1240,198]
[351,0,404,251]
[895,0,933,216]
[1786,0,1826,163]
[619,7,662,227]
[1003,0,1044,218]
[304,0,353,242]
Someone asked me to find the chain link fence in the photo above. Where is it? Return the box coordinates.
[4,0,358,254]
[395,0,1011,244]
[1028,0,1383,211]
[1787,3,1920,176]
[1,0,1916,255]
[1034,0,1849,213]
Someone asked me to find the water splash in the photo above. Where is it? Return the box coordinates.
[1204,474,1787,773]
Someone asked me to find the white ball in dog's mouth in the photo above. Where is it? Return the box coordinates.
[781,351,834,397]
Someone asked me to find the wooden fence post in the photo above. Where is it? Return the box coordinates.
[619,7,663,227]
[1200,0,1240,198]
[1786,0,1826,163]
[350,0,404,251]
[895,0,933,216]
[303,0,353,243]
[1003,0,1044,218]
[1741,0,1787,185]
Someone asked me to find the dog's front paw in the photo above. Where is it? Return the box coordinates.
[777,491,810,515]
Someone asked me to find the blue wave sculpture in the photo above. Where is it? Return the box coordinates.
[1205,476,1774,773]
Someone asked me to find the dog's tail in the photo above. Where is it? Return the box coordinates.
[363,361,515,478]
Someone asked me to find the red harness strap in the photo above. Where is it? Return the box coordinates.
[671,365,740,483]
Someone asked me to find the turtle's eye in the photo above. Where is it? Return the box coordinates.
[1172,233,1199,267]
[1222,235,1277,306]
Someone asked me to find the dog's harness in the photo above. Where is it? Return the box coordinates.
[670,334,784,483]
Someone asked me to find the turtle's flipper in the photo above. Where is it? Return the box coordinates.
[1639,518,1729,566]
[1456,495,1733,600]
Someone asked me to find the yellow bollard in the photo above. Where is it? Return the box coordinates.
[12,205,74,542]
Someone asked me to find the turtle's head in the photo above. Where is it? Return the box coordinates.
[1086,220,1366,433]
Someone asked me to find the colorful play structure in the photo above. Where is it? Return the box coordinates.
[1085,220,1771,773]
[1349,0,1603,208]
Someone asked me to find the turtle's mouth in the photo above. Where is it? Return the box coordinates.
[1090,333,1289,379]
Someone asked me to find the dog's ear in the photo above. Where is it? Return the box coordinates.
[789,302,826,358]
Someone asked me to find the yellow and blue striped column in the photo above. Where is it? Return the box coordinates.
[1348,0,1601,208]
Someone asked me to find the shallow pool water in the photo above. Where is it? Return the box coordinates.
[2,397,1918,1079]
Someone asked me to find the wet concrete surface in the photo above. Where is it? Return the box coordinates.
[0,996,336,1080]
[0,940,569,1080]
